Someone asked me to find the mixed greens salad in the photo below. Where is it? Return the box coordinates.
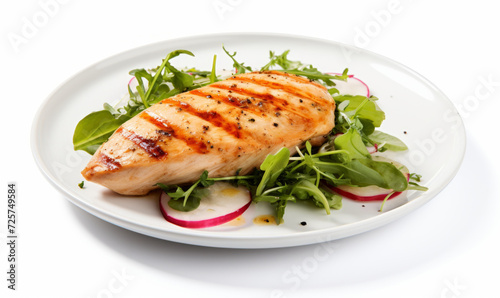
[74,47,427,224]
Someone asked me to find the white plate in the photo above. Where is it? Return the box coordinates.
[31,33,466,248]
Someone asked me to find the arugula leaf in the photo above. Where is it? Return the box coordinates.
[164,52,196,92]
[292,179,331,215]
[140,49,195,107]
[199,170,215,187]
[260,50,308,71]
[209,55,218,84]
[407,173,428,191]
[222,45,252,74]
[320,187,343,209]
[156,178,203,212]
[369,130,408,151]
[335,95,385,128]
[260,49,348,86]
[351,159,408,191]
[256,147,291,196]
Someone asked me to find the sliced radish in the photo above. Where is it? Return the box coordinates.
[329,157,409,201]
[329,73,370,97]
[366,143,379,154]
[159,182,252,229]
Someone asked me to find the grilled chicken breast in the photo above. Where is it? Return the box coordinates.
[82,70,336,195]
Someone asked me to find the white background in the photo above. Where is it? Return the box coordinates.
[1,0,499,297]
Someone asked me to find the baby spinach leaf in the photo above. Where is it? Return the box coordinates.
[73,110,125,154]
[351,159,408,191]
[166,196,201,212]
[335,95,385,127]
[369,130,408,151]
[333,128,371,159]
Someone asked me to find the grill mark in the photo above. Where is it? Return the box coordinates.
[209,83,310,119]
[226,75,328,106]
[189,89,264,114]
[259,71,337,100]
[160,98,242,138]
[139,111,209,153]
[98,153,122,171]
[116,127,167,158]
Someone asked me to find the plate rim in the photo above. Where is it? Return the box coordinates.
[30,32,467,248]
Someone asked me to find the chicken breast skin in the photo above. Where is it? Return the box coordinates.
[81,70,336,195]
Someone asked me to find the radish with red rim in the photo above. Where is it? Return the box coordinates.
[328,73,370,97]
[366,143,379,154]
[159,182,252,228]
[328,157,410,202]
